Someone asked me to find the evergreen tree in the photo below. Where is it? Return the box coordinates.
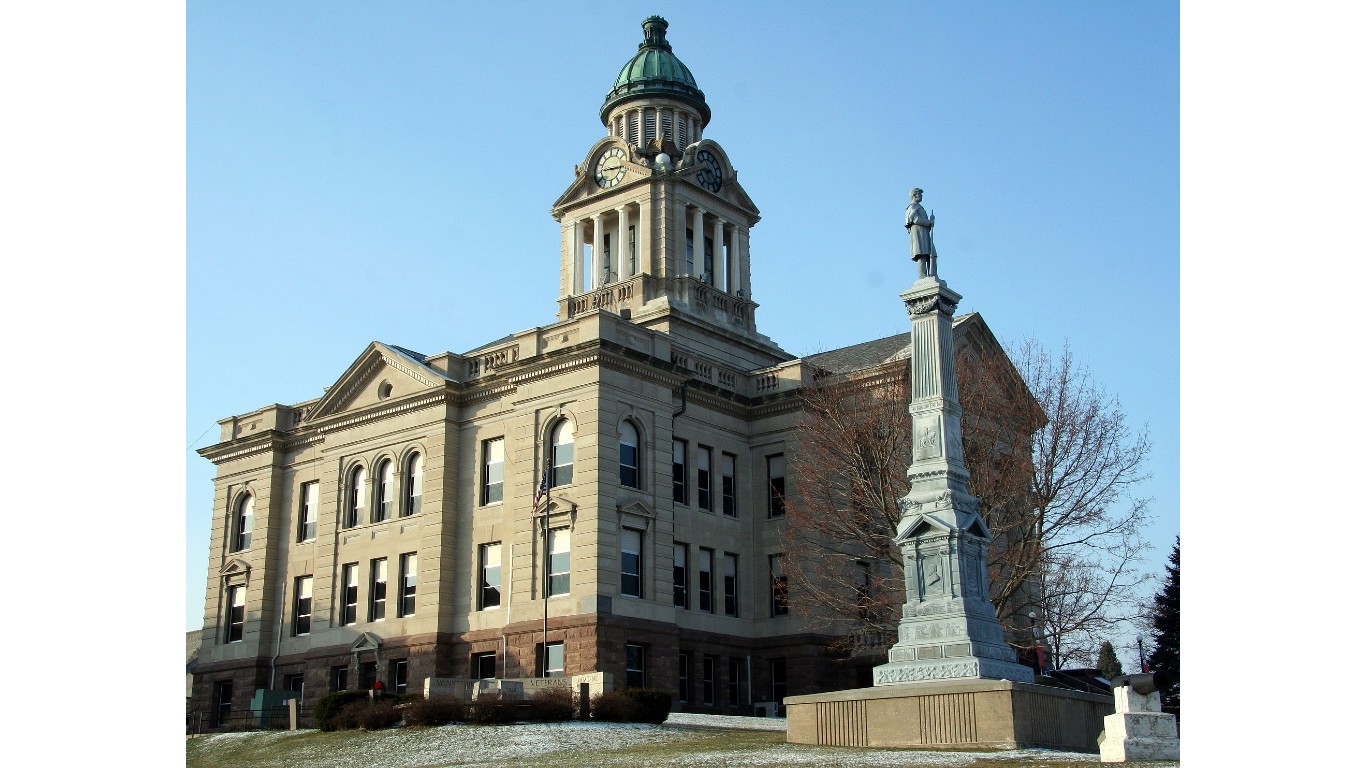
[1148,537,1179,719]
[1096,640,1123,681]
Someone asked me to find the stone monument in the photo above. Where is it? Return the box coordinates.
[784,191,1112,752]
[1098,674,1180,762]
[873,192,1032,685]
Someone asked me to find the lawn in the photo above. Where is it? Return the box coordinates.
[186,718,1178,768]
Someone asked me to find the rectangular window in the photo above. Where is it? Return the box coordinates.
[211,681,232,727]
[727,658,741,706]
[856,560,873,620]
[721,452,737,517]
[225,585,245,643]
[686,229,695,276]
[472,652,497,679]
[404,454,422,517]
[603,232,612,282]
[621,527,642,598]
[697,445,712,511]
[482,438,504,505]
[769,554,789,617]
[698,547,714,613]
[626,644,647,688]
[293,576,312,636]
[678,652,691,703]
[479,543,502,610]
[770,659,787,706]
[284,674,304,696]
[539,641,565,677]
[702,655,716,705]
[330,665,348,692]
[341,563,358,625]
[390,659,408,694]
[767,454,786,518]
[548,527,570,597]
[369,558,387,622]
[673,542,689,608]
[723,553,738,617]
[703,235,715,285]
[399,553,417,617]
[672,439,688,504]
[299,481,318,542]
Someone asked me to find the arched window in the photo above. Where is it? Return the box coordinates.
[551,420,574,487]
[231,494,253,552]
[619,422,640,488]
[404,453,423,517]
[375,459,395,522]
[346,465,366,528]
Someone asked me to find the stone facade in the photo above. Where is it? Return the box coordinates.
[189,17,1012,727]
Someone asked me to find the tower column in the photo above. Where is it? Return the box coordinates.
[691,207,705,278]
[571,219,584,293]
[617,204,630,278]
[593,213,605,287]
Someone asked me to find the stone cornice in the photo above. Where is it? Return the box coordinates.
[197,432,288,464]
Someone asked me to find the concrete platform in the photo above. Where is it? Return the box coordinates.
[784,678,1113,752]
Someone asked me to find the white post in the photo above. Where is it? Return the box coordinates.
[617,205,630,278]
[571,220,583,294]
[728,226,740,295]
[593,213,605,287]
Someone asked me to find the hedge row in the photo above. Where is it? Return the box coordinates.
[311,687,675,730]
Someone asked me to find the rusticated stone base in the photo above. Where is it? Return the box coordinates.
[785,678,1112,752]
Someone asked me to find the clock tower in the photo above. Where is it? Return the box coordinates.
[550,16,785,367]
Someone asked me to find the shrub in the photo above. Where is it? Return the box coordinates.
[404,696,463,727]
[589,691,638,722]
[314,691,370,731]
[466,692,519,724]
[620,688,672,724]
[526,687,576,721]
[351,700,402,730]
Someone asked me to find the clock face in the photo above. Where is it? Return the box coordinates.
[695,149,722,192]
[595,147,628,189]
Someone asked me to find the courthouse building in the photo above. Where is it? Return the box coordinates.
[190,17,1008,722]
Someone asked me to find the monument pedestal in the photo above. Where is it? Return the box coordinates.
[1098,684,1180,762]
[785,678,1112,752]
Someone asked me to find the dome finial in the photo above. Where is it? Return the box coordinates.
[641,16,671,51]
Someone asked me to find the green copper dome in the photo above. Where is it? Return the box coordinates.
[601,17,710,127]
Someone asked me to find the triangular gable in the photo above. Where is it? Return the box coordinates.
[307,342,450,420]
[551,137,653,212]
[546,493,578,518]
[350,632,383,652]
[219,558,250,580]
[617,498,656,530]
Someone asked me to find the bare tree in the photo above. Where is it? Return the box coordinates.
[782,365,911,657]
[783,335,1153,665]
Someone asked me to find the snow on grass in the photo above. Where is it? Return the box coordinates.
[663,713,788,731]
[189,717,1173,768]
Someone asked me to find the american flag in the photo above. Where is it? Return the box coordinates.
[532,470,549,513]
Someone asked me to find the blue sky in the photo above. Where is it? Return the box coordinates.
[185,0,1180,654]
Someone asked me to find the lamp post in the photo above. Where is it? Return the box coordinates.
[1029,611,1049,675]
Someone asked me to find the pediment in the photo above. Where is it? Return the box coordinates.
[546,493,578,518]
[350,631,384,652]
[307,342,449,420]
[895,509,991,544]
[679,139,760,219]
[219,558,250,579]
[617,498,656,529]
[552,137,653,212]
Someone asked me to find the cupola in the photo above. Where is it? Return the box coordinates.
[600,17,710,151]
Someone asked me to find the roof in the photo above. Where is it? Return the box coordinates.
[601,17,710,126]
[804,315,975,375]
